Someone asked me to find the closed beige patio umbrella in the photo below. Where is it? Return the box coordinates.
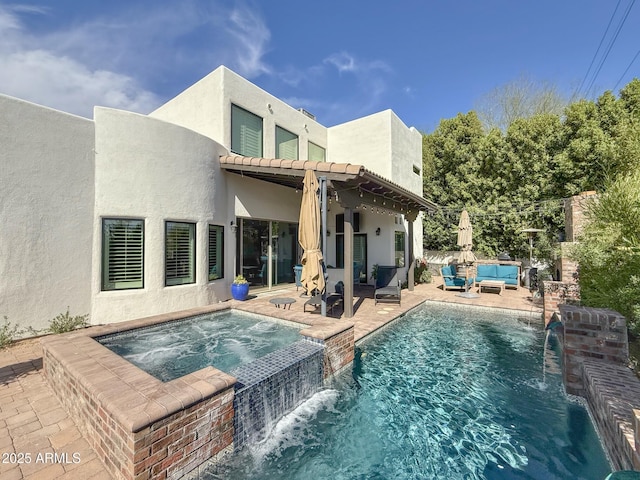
[456,209,477,264]
[456,209,478,298]
[298,169,325,296]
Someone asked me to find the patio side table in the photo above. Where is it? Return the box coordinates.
[269,297,296,309]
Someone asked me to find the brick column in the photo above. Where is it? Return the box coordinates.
[301,322,355,378]
[542,281,580,325]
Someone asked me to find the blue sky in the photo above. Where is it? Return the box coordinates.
[1,0,638,132]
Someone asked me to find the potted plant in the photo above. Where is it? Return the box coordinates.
[231,275,249,301]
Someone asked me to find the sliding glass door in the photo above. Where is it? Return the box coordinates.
[239,219,299,288]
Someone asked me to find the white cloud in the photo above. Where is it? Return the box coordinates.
[226,5,272,78]
[324,52,356,73]
[0,4,161,117]
[2,49,159,117]
[0,2,274,117]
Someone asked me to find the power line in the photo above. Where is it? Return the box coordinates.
[584,0,637,97]
[433,198,566,217]
[614,48,640,91]
[575,0,623,99]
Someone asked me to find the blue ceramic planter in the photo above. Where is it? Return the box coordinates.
[231,282,249,301]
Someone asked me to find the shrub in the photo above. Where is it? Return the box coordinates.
[571,169,640,335]
[0,316,23,350]
[48,307,89,334]
[414,259,432,284]
[233,275,248,285]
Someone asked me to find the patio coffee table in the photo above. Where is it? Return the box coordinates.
[478,280,505,295]
[269,297,296,309]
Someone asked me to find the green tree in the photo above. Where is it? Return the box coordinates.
[571,168,640,335]
[423,78,640,265]
[422,112,565,262]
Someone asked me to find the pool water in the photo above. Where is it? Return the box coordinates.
[97,310,301,381]
[206,304,611,480]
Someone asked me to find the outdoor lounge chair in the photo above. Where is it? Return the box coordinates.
[374,266,401,305]
[440,264,474,291]
[304,281,344,314]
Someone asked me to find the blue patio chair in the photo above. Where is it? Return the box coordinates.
[374,266,401,305]
[440,264,473,291]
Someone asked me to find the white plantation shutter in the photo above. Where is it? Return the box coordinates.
[208,225,224,280]
[231,105,263,157]
[165,222,195,286]
[102,219,144,290]
[276,126,298,160]
[308,142,325,162]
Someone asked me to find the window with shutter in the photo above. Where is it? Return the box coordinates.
[208,225,224,281]
[276,126,298,160]
[165,221,196,286]
[308,141,326,162]
[102,219,144,291]
[231,105,263,157]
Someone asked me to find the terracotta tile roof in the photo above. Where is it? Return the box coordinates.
[220,155,364,176]
[219,155,437,214]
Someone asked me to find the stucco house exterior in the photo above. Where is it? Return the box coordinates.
[1,65,435,332]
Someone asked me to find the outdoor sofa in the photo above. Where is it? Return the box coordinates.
[474,264,519,289]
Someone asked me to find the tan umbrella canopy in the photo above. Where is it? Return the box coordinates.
[456,209,477,264]
[298,169,325,295]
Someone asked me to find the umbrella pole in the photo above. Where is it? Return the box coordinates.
[320,176,327,317]
[465,266,469,293]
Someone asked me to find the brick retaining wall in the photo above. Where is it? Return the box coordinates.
[582,359,640,470]
[559,304,640,471]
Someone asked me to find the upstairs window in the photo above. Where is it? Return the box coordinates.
[231,105,263,157]
[208,225,224,281]
[102,218,144,291]
[276,126,298,160]
[308,142,326,162]
[165,221,195,286]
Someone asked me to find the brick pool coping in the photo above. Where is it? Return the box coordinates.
[39,303,355,479]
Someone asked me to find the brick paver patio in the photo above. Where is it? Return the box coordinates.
[0,278,541,479]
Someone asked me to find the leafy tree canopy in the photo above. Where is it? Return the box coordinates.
[423,78,640,265]
[570,167,640,335]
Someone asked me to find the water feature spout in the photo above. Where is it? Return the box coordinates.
[232,340,324,449]
[545,320,563,331]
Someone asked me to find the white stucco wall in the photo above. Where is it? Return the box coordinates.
[2,66,429,333]
[0,95,95,331]
[327,110,423,196]
[92,107,229,324]
[151,66,327,161]
[227,175,301,223]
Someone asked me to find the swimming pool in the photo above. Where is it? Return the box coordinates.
[97,310,302,381]
[205,304,611,479]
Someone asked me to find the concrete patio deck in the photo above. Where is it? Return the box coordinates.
[0,278,542,479]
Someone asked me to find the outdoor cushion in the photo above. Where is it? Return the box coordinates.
[440,264,452,277]
[496,265,518,282]
[476,264,497,278]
